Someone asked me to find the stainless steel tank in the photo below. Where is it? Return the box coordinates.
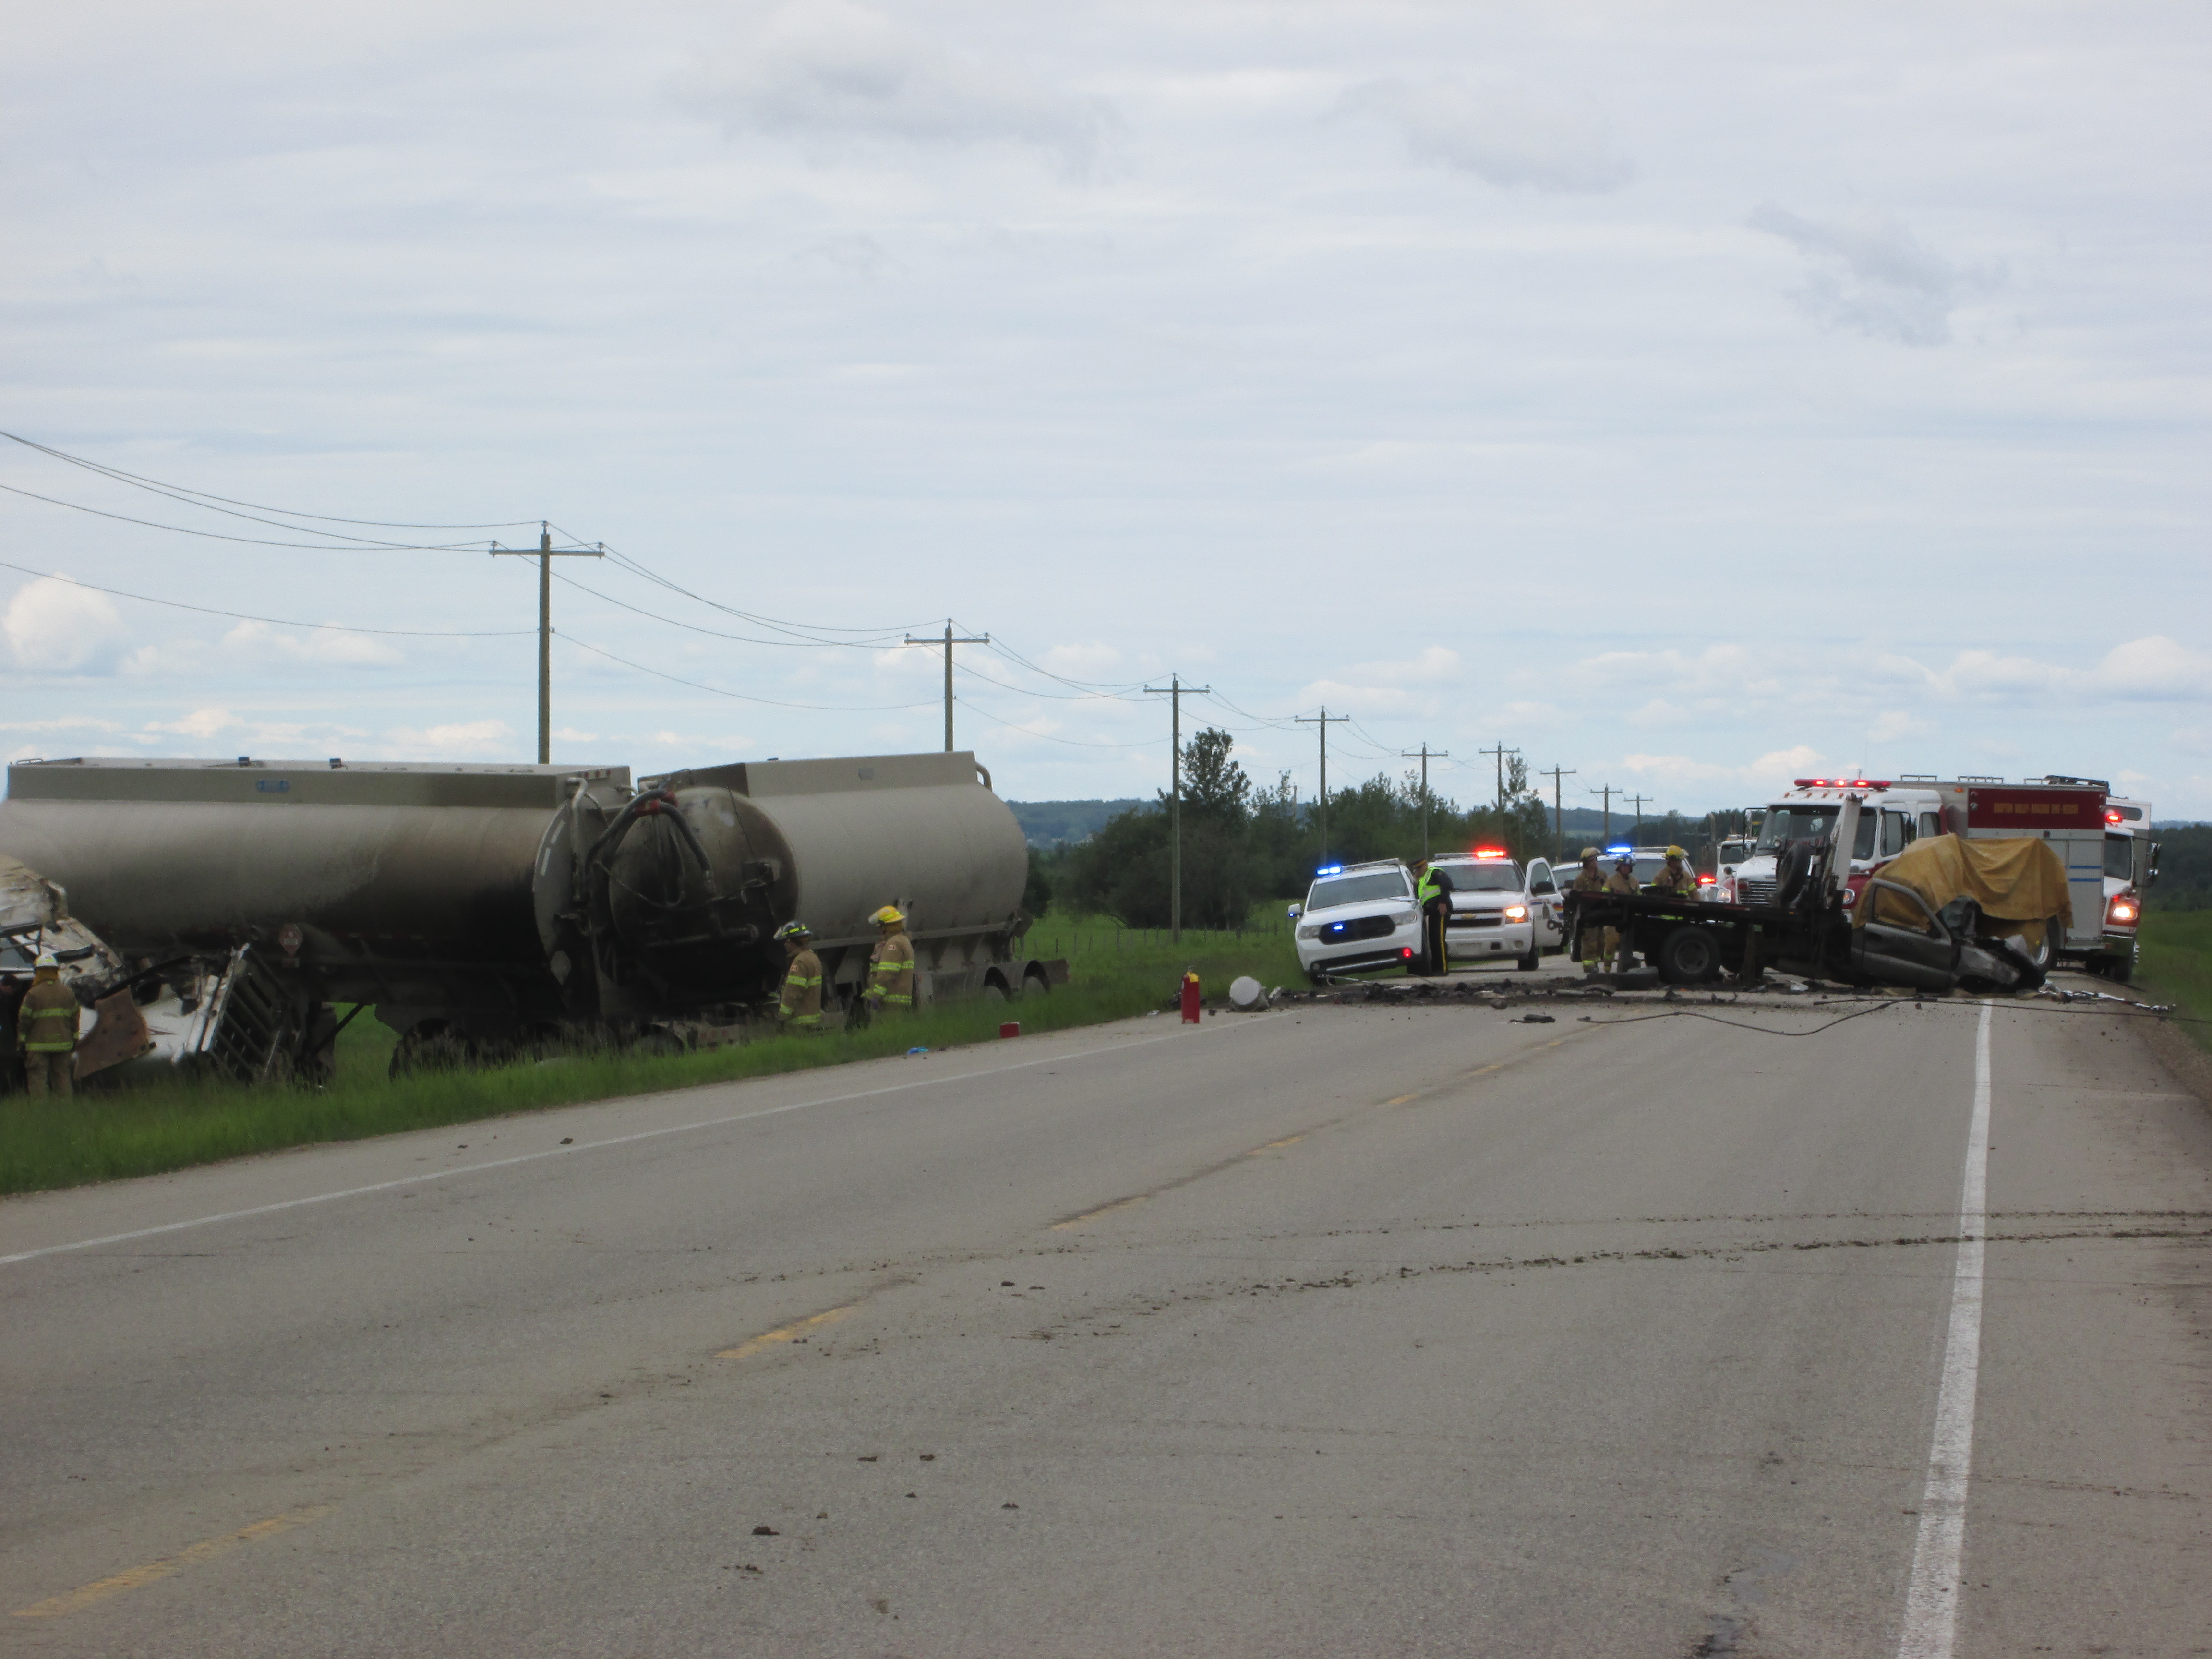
[533,752,1030,1013]
[0,758,631,1014]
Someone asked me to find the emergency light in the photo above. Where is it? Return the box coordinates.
[1316,864,1342,876]
[1473,846,1508,859]
[1605,844,1632,855]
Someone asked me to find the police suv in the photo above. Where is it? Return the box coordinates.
[1425,848,1560,973]
[1289,860,1421,982]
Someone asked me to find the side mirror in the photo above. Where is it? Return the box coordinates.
[1286,904,1302,921]
[1530,880,1556,895]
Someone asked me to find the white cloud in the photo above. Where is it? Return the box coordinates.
[145,707,239,739]
[671,0,1116,176]
[1620,744,1827,792]
[382,719,517,758]
[3,576,129,674]
[219,620,405,668]
[1341,77,1632,193]
[1747,202,1999,347]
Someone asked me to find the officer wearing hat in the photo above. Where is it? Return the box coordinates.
[1651,845,1700,899]
[773,921,824,1031]
[864,904,915,1017]
[15,950,81,1098]
[1569,848,1610,972]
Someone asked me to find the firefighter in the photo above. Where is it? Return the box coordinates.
[864,905,915,1017]
[1604,853,1641,971]
[1414,860,1455,976]
[1651,844,1700,899]
[773,921,823,1032]
[16,951,81,1100]
[1570,848,1610,971]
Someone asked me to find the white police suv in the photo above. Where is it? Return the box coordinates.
[1288,859,1421,983]
[1426,848,1549,972]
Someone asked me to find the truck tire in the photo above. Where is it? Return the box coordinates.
[1657,925,1721,985]
[2013,914,2063,977]
[1517,950,1539,972]
[2106,944,2136,985]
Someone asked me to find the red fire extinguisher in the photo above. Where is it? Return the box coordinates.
[1179,971,1202,1024]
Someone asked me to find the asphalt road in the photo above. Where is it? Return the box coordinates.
[1,965,2207,1657]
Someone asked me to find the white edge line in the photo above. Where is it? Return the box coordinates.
[1,1015,1284,1270]
[1895,998,1992,1659]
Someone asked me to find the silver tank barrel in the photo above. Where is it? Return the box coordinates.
[638,752,1026,949]
[0,759,629,965]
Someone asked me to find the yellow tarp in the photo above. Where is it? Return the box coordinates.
[1857,834,2072,948]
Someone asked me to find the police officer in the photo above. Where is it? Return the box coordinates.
[1651,844,1700,898]
[16,951,80,1099]
[864,905,916,1017]
[1413,860,1455,976]
[773,921,823,1032]
[1604,854,1641,971]
[1569,848,1609,972]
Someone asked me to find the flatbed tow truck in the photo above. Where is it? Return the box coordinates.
[1565,791,2061,995]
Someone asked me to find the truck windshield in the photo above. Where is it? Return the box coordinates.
[1432,861,1521,891]
[1756,806,1878,859]
[2104,834,2134,881]
[1307,871,1409,910]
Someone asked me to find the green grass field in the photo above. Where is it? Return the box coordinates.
[0,914,1305,1199]
[2138,909,2212,1051]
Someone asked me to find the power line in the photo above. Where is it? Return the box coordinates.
[0,481,488,552]
[0,558,532,637]
[954,699,1166,749]
[0,429,540,529]
[555,635,939,712]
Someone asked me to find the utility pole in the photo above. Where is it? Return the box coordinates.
[1625,793,1652,843]
[1401,745,1448,859]
[904,620,989,752]
[1590,783,1617,848]
[1143,674,1212,943]
[1539,765,1576,863]
[1295,708,1351,867]
[1479,740,1520,812]
[489,522,604,765]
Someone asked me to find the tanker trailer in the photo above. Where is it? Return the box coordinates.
[532,751,1059,1031]
[0,757,632,1078]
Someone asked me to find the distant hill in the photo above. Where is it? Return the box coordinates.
[1007,798,1149,847]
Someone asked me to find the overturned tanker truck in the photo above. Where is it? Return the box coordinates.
[0,751,1060,1080]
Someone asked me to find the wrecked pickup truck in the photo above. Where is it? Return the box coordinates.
[0,855,157,1091]
[1567,790,2070,992]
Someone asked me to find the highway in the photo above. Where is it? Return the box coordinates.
[1,969,2207,1656]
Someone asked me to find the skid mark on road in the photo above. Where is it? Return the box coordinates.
[13,1505,333,1618]
[718,1302,860,1359]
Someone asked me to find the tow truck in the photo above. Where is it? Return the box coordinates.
[1565,790,2068,993]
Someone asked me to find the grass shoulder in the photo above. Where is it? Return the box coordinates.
[2138,910,2212,1053]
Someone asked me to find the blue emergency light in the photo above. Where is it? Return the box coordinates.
[1605,844,1633,855]
[1315,864,1342,875]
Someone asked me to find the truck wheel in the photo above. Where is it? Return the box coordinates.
[2108,945,2136,985]
[1516,950,1539,972]
[2012,915,2062,976]
[1657,926,1720,985]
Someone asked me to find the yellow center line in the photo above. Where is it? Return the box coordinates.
[1383,1094,1419,1106]
[14,1505,334,1619]
[1250,1135,1304,1154]
[717,1302,859,1359]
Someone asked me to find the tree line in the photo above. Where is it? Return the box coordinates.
[1030,728,1561,928]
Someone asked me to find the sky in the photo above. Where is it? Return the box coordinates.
[3,0,2207,815]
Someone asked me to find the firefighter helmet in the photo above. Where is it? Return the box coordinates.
[870,905,905,927]
[33,950,60,969]
[773,920,812,942]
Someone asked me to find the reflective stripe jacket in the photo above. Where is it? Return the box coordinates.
[777,948,823,1026]
[1650,863,1699,897]
[18,979,80,1053]
[1570,867,1608,894]
[866,931,915,1006]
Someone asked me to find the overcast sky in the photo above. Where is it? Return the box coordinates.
[4,1,2207,815]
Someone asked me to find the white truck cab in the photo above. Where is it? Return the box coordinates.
[2088,791,2155,981]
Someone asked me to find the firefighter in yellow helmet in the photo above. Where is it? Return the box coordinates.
[1651,845,1700,899]
[864,905,915,1018]
[1569,848,1610,972]
[773,921,823,1032]
[15,950,81,1099]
